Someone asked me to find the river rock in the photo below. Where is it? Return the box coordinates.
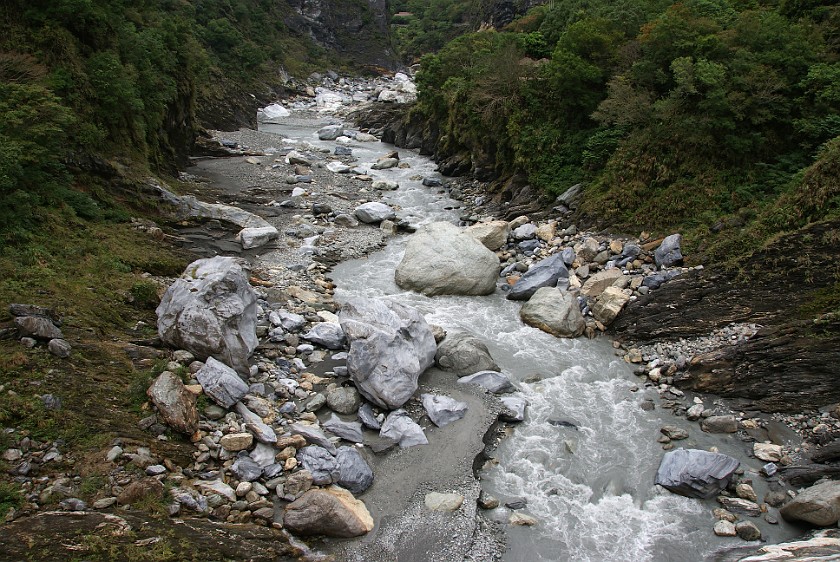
[327,161,351,173]
[357,403,381,430]
[718,496,762,516]
[592,286,631,325]
[425,492,464,512]
[434,331,499,376]
[512,223,537,240]
[156,256,257,375]
[195,480,236,502]
[220,432,253,452]
[499,396,528,422]
[324,414,364,444]
[146,371,199,435]
[580,269,623,298]
[655,448,740,499]
[14,316,62,340]
[421,393,468,427]
[257,103,290,123]
[467,220,510,251]
[753,442,783,462]
[284,487,374,538]
[354,202,396,224]
[507,253,570,300]
[780,481,840,526]
[380,409,428,447]
[290,423,337,455]
[297,445,340,485]
[735,521,762,541]
[458,371,515,394]
[239,226,278,249]
[395,222,499,296]
[519,287,585,338]
[231,453,263,482]
[371,157,399,170]
[336,446,373,495]
[326,387,361,414]
[235,402,277,444]
[195,357,248,409]
[714,520,737,537]
[660,425,689,440]
[655,234,683,267]
[372,180,399,191]
[576,237,600,262]
[701,415,738,434]
[318,125,344,140]
[302,322,346,350]
[339,297,436,410]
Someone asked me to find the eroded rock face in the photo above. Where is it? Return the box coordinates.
[156,257,257,375]
[283,487,374,538]
[395,222,499,296]
[339,297,436,410]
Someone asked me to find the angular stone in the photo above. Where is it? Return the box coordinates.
[753,443,783,462]
[339,297,436,410]
[323,413,364,444]
[289,424,337,455]
[296,446,340,486]
[380,409,427,448]
[146,371,199,435]
[335,446,373,495]
[718,496,762,517]
[655,448,740,499]
[714,519,737,537]
[499,395,528,422]
[14,316,62,340]
[421,393,468,427]
[507,253,570,300]
[458,371,515,394]
[195,480,236,502]
[156,256,257,375]
[195,357,248,409]
[655,234,683,267]
[780,481,840,526]
[231,454,263,482]
[219,432,254,452]
[47,338,71,358]
[284,487,373,538]
[235,402,277,444]
[425,492,464,512]
[466,221,510,251]
[580,269,623,298]
[592,286,631,325]
[302,322,346,350]
[735,521,762,541]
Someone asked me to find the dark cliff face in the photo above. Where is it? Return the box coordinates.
[611,219,840,413]
[284,0,397,70]
[476,0,547,28]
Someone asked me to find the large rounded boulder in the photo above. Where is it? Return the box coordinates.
[395,222,499,296]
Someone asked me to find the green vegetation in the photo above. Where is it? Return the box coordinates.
[413,0,840,262]
[0,481,23,519]
[390,0,476,62]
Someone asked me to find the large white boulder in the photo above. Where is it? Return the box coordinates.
[395,222,499,296]
[156,257,257,375]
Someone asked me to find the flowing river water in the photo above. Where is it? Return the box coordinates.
[260,111,801,562]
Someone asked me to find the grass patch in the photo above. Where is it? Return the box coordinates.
[0,481,22,519]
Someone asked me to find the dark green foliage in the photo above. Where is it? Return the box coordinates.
[414,0,839,263]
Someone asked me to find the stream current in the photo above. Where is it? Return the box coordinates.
[261,113,800,562]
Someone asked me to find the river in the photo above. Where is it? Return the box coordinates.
[260,107,801,562]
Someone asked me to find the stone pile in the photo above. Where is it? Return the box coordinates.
[6,304,71,358]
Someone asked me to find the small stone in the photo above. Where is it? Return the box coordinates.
[735,521,761,541]
[93,497,118,509]
[736,483,758,503]
[753,443,783,462]
[714,520,737,537]
[478,491,500,510]
[47,339,72,358]
[713,508,737,522]
[424,492,464,512]
[220,433,254,452]
[660,425,689,440]
[509,512,537,526]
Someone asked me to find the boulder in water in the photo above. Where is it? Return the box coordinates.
[395,222,499,296]
[520,287,585,338]
[354,202,396,224]
[780,480,840,526]
[655,448,740,499]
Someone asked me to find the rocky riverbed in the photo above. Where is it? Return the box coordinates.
[2,73,839,562]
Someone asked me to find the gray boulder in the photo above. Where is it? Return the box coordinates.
[323,413,364,444]
[520,287,585,338]
[499,396,528,422]
[421,394,468,427]
[318,125,344,140]
[701,415,738,434]
[336,447,374,495]
[156,257,257,375]
[278,311,306,332]
[655,234,683,268]
[780,481,840,526]
[146,371,198,435]
[458,371,515,394]
[395,222,499,296]
[371,158,399,170]
[297,446,340,485]
[435,331,499,376]
[47,338,72,358]
[354,202,396,224]
[380,409,428,448]
[231,454,263,482]
[507,253,570,300]
[339,297,436,410]
[302,322,346,350]
[195,357,248,409]
[655,448,740,499]
[14,316,62,340]
[289,423,337,455]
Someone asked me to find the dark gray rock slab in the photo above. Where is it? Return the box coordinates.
[336,446,374,495]
[655,448,740,499]
[507,253,570,301]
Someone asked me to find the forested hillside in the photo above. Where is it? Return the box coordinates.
[0,0,393,245]
[409,0,839,265]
